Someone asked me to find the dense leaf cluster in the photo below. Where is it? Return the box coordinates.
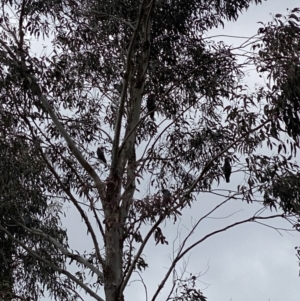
[0,120,74,300]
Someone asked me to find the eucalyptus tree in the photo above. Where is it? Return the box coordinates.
[0,129,73,300]
[0,1,300,301]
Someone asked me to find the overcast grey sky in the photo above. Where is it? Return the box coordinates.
[56,1,300,301]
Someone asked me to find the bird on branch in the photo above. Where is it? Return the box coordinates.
[162,189,171,205]
[147,94,156,120]
[114,83,123,94]
[223,157,232,183]
[97,147,107,165]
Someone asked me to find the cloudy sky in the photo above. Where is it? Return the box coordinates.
[52,1,300,301]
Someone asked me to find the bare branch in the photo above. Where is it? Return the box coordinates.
[151,214,285,301]
[120,216,164,293]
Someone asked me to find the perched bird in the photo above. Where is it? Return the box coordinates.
[162,189,171,204]
[114,83,123,94]
[147,94,156,120]
[223,157,232,183]
[97,147,107,164]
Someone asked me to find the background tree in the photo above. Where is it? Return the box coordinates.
[0,1,300,301]
[0,113,75,300]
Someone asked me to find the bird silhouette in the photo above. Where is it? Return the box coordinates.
[223,157,232,183]
[147,94,156,120]
[97,147,107,164]
[114,83,123,94]
[162,189,171,204]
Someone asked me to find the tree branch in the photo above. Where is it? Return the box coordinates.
[185,118,272,196]
[151,213,284,301]
[0,38,106,202]
[20,224,104,280]
[18,108,105,268]
[120,216,164,293]
[39,148,105,269]
[0,224,105,301]
[111,0,147,170]
[36,92,106,200]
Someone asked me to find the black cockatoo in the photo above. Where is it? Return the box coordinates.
[114,83,123,94]
[97,147,107,164]
[162,189,171,204]
[223,157,232,183]
[147,94,156,120]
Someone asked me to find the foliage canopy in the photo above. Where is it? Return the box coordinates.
[0,1,300,301]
